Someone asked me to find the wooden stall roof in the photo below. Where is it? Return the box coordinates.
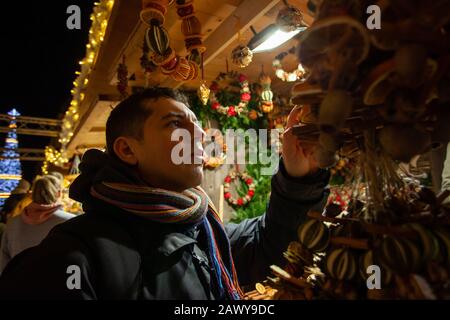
[66,0,313,156]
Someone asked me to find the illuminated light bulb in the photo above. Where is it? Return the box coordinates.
[275,69,285,79]
[84,78,89,85]
[287,73,297,82]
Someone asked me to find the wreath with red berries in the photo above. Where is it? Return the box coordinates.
[209,72,251,117]
[223,170,256,207]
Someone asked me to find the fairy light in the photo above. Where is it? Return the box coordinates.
[47,0,115,167]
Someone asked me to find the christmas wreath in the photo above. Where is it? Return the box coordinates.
[272,46,306,82]
[209,73,251,117]
[223,170,256,207]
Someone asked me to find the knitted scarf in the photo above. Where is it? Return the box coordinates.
[70,149,243,300]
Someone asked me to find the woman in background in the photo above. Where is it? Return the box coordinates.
[0,175,75,272]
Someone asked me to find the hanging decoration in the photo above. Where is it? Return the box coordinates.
[209,72,251,117]
[203,128,227,169]
[231,45,253,69]
[140,38,158,74]
[197,82,210,106]
[272,46,306,82]
[140,0,205,82]
[230,16,253,68]
[197,53,210,105]
[276,1,305,32]
[116,55,129,99]
[223,169,256,207]
[259,68,274,113]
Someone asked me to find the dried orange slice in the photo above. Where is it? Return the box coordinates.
[298,16,370,69]
[298,104,318,125]
[255,283,266,295]
[362,58,396,106]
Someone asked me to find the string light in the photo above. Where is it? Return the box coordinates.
[42,0,115,172]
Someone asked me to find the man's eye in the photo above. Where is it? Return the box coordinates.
[170,120,181,127]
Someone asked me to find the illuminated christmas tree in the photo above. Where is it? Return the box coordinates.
[0,109,22,207]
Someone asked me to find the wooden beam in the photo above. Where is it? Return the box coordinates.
[202,0,281,65]
[162,0,281,88]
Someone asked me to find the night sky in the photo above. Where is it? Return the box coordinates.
[0,0,95,181]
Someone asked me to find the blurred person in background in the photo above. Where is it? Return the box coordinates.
[0,179,31,224]
[0,175,75,273]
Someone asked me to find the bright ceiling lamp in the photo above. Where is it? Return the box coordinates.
[248,24,307,53]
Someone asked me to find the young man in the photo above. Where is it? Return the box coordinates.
[0,87,329,299]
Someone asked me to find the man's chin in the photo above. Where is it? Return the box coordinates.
[177,165,204,189]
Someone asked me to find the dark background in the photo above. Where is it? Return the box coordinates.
[0,0,95,181]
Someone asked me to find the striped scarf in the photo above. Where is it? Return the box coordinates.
[90,181,243,300]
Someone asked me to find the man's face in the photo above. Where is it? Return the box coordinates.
[128,97,205,192]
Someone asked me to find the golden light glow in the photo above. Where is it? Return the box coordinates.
[47,0,115,169]
[0,174,21,180]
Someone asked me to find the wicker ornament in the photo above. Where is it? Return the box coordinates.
[276,5,305,32]
[140,0,204,81]
[145,24,170,56]
[231,45,253,68]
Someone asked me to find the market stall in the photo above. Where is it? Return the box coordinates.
[44,0,450,299]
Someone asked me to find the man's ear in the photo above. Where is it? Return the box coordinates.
[113,137,139,165]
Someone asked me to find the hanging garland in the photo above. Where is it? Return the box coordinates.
[272,46,306,82]
[139,0,205,81]
[259,70,274,113]
[209,72,251,117]
[224,169,256,207]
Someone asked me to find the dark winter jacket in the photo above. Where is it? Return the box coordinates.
[0,160,329,300]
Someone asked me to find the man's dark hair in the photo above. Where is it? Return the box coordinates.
[106,87,189,157]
